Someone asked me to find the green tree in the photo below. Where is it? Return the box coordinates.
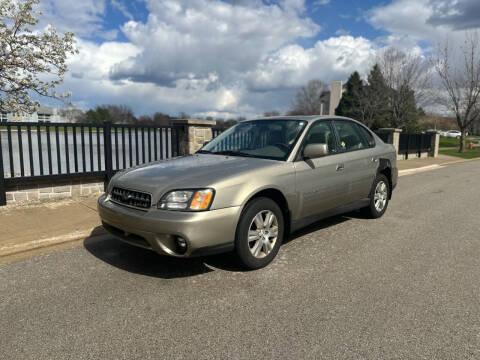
[363,64,390,129]
[335,71,364,120]
[80,105,137,124]
[82,107,113,125]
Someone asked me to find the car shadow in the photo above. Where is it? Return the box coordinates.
[83,227,246,279]
[85,211,363,278]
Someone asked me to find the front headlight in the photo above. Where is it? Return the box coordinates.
[157,189,215,211]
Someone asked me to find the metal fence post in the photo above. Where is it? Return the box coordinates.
[0,132,6,205]
[103,121,113,190]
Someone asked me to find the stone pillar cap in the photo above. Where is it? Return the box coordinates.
[377,128,403,133]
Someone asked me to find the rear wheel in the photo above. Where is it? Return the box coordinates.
[235,197,284,270]
[363,174,390,218]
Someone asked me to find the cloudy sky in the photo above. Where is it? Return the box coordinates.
[37,0,480,118]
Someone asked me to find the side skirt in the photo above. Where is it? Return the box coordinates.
[290,199,370,233]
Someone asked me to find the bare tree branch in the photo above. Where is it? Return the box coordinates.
[288,80,328,115]
[431,31,480,152]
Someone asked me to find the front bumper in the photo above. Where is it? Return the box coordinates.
[97,194,240,257]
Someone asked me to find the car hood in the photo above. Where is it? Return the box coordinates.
[111,154,278,199]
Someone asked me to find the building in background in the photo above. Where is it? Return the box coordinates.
[319,81,345,116]
[0,103,84,123]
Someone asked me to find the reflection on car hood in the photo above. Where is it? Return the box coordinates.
[112,153,277,198]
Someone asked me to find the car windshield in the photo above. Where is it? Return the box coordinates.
[199,119,307,161]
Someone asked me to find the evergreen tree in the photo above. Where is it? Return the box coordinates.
[335,72,364,120]
[363,64,389,129]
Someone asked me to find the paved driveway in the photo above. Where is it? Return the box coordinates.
[1,161,480,359]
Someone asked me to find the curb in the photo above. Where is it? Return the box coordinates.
[439,157,480,166]
[398,156,480,177]
[0,229,108,258]
[398,164,441,177]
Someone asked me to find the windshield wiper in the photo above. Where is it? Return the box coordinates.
[211,150,256,158]
[196,150,212,154]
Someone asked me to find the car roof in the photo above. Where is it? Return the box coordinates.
[244,115,355,124]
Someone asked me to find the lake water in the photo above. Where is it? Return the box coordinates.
[0,129,175,177]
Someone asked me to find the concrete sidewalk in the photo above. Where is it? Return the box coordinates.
[0,154,477,262]
[397,154,463,171]
[0,195,105,262]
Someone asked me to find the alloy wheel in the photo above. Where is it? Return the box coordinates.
[247,210,279,259]
[374,181,388,212]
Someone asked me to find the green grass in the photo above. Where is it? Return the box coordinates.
[439,147,480,159]
[439,136,480,148]
[439,137,461,148]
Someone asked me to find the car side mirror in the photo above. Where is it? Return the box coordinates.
[303,143,328,159]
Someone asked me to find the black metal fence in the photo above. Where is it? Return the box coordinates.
[374,131,390,143]
[0,121,181,205]
[212,127,227,138]
[398,133,433,159]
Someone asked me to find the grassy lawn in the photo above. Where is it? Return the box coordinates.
[439,136,480,148]
[439,147,480,159]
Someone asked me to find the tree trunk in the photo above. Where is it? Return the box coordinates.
[459,131,466,153]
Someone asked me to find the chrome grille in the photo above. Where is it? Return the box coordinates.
[110,187,151,209]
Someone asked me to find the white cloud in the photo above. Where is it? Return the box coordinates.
[245,36,376,91]
[110,0,320,87]
[366,0,478,50]
[314,0,330,5]
[34,0,480,118]
[110,0,134,20]
[55,0,382,117]
[36,0,107,38]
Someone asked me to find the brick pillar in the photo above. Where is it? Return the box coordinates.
[377,128,402,155]
[169,119,216,155]
[426,131,440,157]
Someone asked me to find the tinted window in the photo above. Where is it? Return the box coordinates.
[304,121,338,155]
[333,121,369,152]
[356,124,375,147]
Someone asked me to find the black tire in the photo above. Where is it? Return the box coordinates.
[362,174,390,219]
[235,197,284,270]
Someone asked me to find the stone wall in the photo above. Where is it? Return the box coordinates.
[188,125,213,154]
[6,179,104,203]
[170,119,216,155]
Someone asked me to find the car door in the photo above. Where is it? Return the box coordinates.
[293,120,351,219]
[332,120,378,201]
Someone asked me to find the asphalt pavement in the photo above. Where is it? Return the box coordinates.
[1,161,480,359]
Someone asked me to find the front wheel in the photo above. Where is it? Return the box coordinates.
[362,174,390,219]
[235,197,284,270]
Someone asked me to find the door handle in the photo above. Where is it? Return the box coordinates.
[336,164,344,171]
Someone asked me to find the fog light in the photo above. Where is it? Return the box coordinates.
[175,236,188,254]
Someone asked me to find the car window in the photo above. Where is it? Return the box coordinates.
[304,121,338,155]
[333,121,369,152]
[201,119,307,161]
[356,124,375,147]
